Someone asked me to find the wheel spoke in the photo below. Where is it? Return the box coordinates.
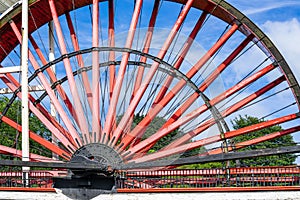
[164,76,287,149]
[118,22,239,149]
[49,0,89,144]
[123,63,277,156]
[65,12,93,112]
[0,0,298,171]
[102,0,143,143]
[1,114,71,160]
[128,113,299,163]
[0,74,76,153]
[10,19,83,148]
[0,144,53,162]
[110,0,197,147]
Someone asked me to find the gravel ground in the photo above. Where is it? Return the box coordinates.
[0,190,300,200]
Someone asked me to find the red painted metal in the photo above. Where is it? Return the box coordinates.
[129,11,208,148]
[92,0,101,143]
[0,187,56,192]
[49,0,89,145]
[10,19,82,148]
[162,34,254,127]
[1,114,71,160]
[1,71,77,149]
[129,76,286,162]
[152,11,208,107]
[232,125,300,150]
[118,22,239,150]
[117,186,300,193]
[29,35,84,146]
[124,64,276,157]
[125,166,300,176]
[0,75,76,153]
[125,0,161,140]
[107,0,117,136]
[164,75,286,149]
[108,0,116,100]
[109,0,196,147]
[102,0,143,144]
[65,12,93,112]
[29,35,79,126]
[0,144,52,162]
[133,34,255,155]
[129,114,299,162]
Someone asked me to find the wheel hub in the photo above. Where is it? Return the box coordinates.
[71,143,123,173]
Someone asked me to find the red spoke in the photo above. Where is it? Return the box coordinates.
[49,0,90,144]
[102,0,143,143]
[10,19,83,147]
[152,11,208,106]
[110,0,197,147]
[107,0,117,136]
[91,0,101,142]
[1,114,71,160]
[129,113,299,163]
[123,63,276,156]
[157,34,255,130]
[234,126,300,149]
[206,125,300,155]
[0,75,76,152]
[125,0,161,137]
[164,76,286,149]
[65,12,93,112]
[108,0,116,99]
[29,35,79,125]
[128,10,208,148]
[118,23,239,149]
[0,145,53,162]
[2,72,77,148]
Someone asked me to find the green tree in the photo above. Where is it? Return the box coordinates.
[130,114,204,157]
[231,115,297,166]
[131,114,180,152]
[0,97,52,159]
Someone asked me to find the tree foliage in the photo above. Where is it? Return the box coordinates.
[231,115,297,166]
[132,114,179,152]
[130,114,204,157]
[0,97,52,159]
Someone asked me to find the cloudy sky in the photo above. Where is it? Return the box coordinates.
[227,0,300,82]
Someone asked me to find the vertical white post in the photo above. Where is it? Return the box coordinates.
[21,0,29,187]
[49,21,58,160]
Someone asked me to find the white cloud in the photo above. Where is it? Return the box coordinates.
[227,0,300,16]
[261,18,300,82]
[243,2,300,15]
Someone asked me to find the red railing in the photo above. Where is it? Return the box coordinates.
[0,166,300,191]
[117,166,300,189]
[0,170,56,188]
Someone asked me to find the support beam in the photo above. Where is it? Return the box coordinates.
[0,85,44,94]
[0,66,21,73]
[21,0,29,187]
[49,21,59,160]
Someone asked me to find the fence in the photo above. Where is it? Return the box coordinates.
[116,166,300,189]
[0,170,53,188]
[0,166,300,189]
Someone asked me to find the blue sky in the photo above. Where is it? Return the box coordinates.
[226,0,300,162]
[0,0,299,162]
[227,0,300,82]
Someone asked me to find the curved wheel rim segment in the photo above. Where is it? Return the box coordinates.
[0,0,299,168]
